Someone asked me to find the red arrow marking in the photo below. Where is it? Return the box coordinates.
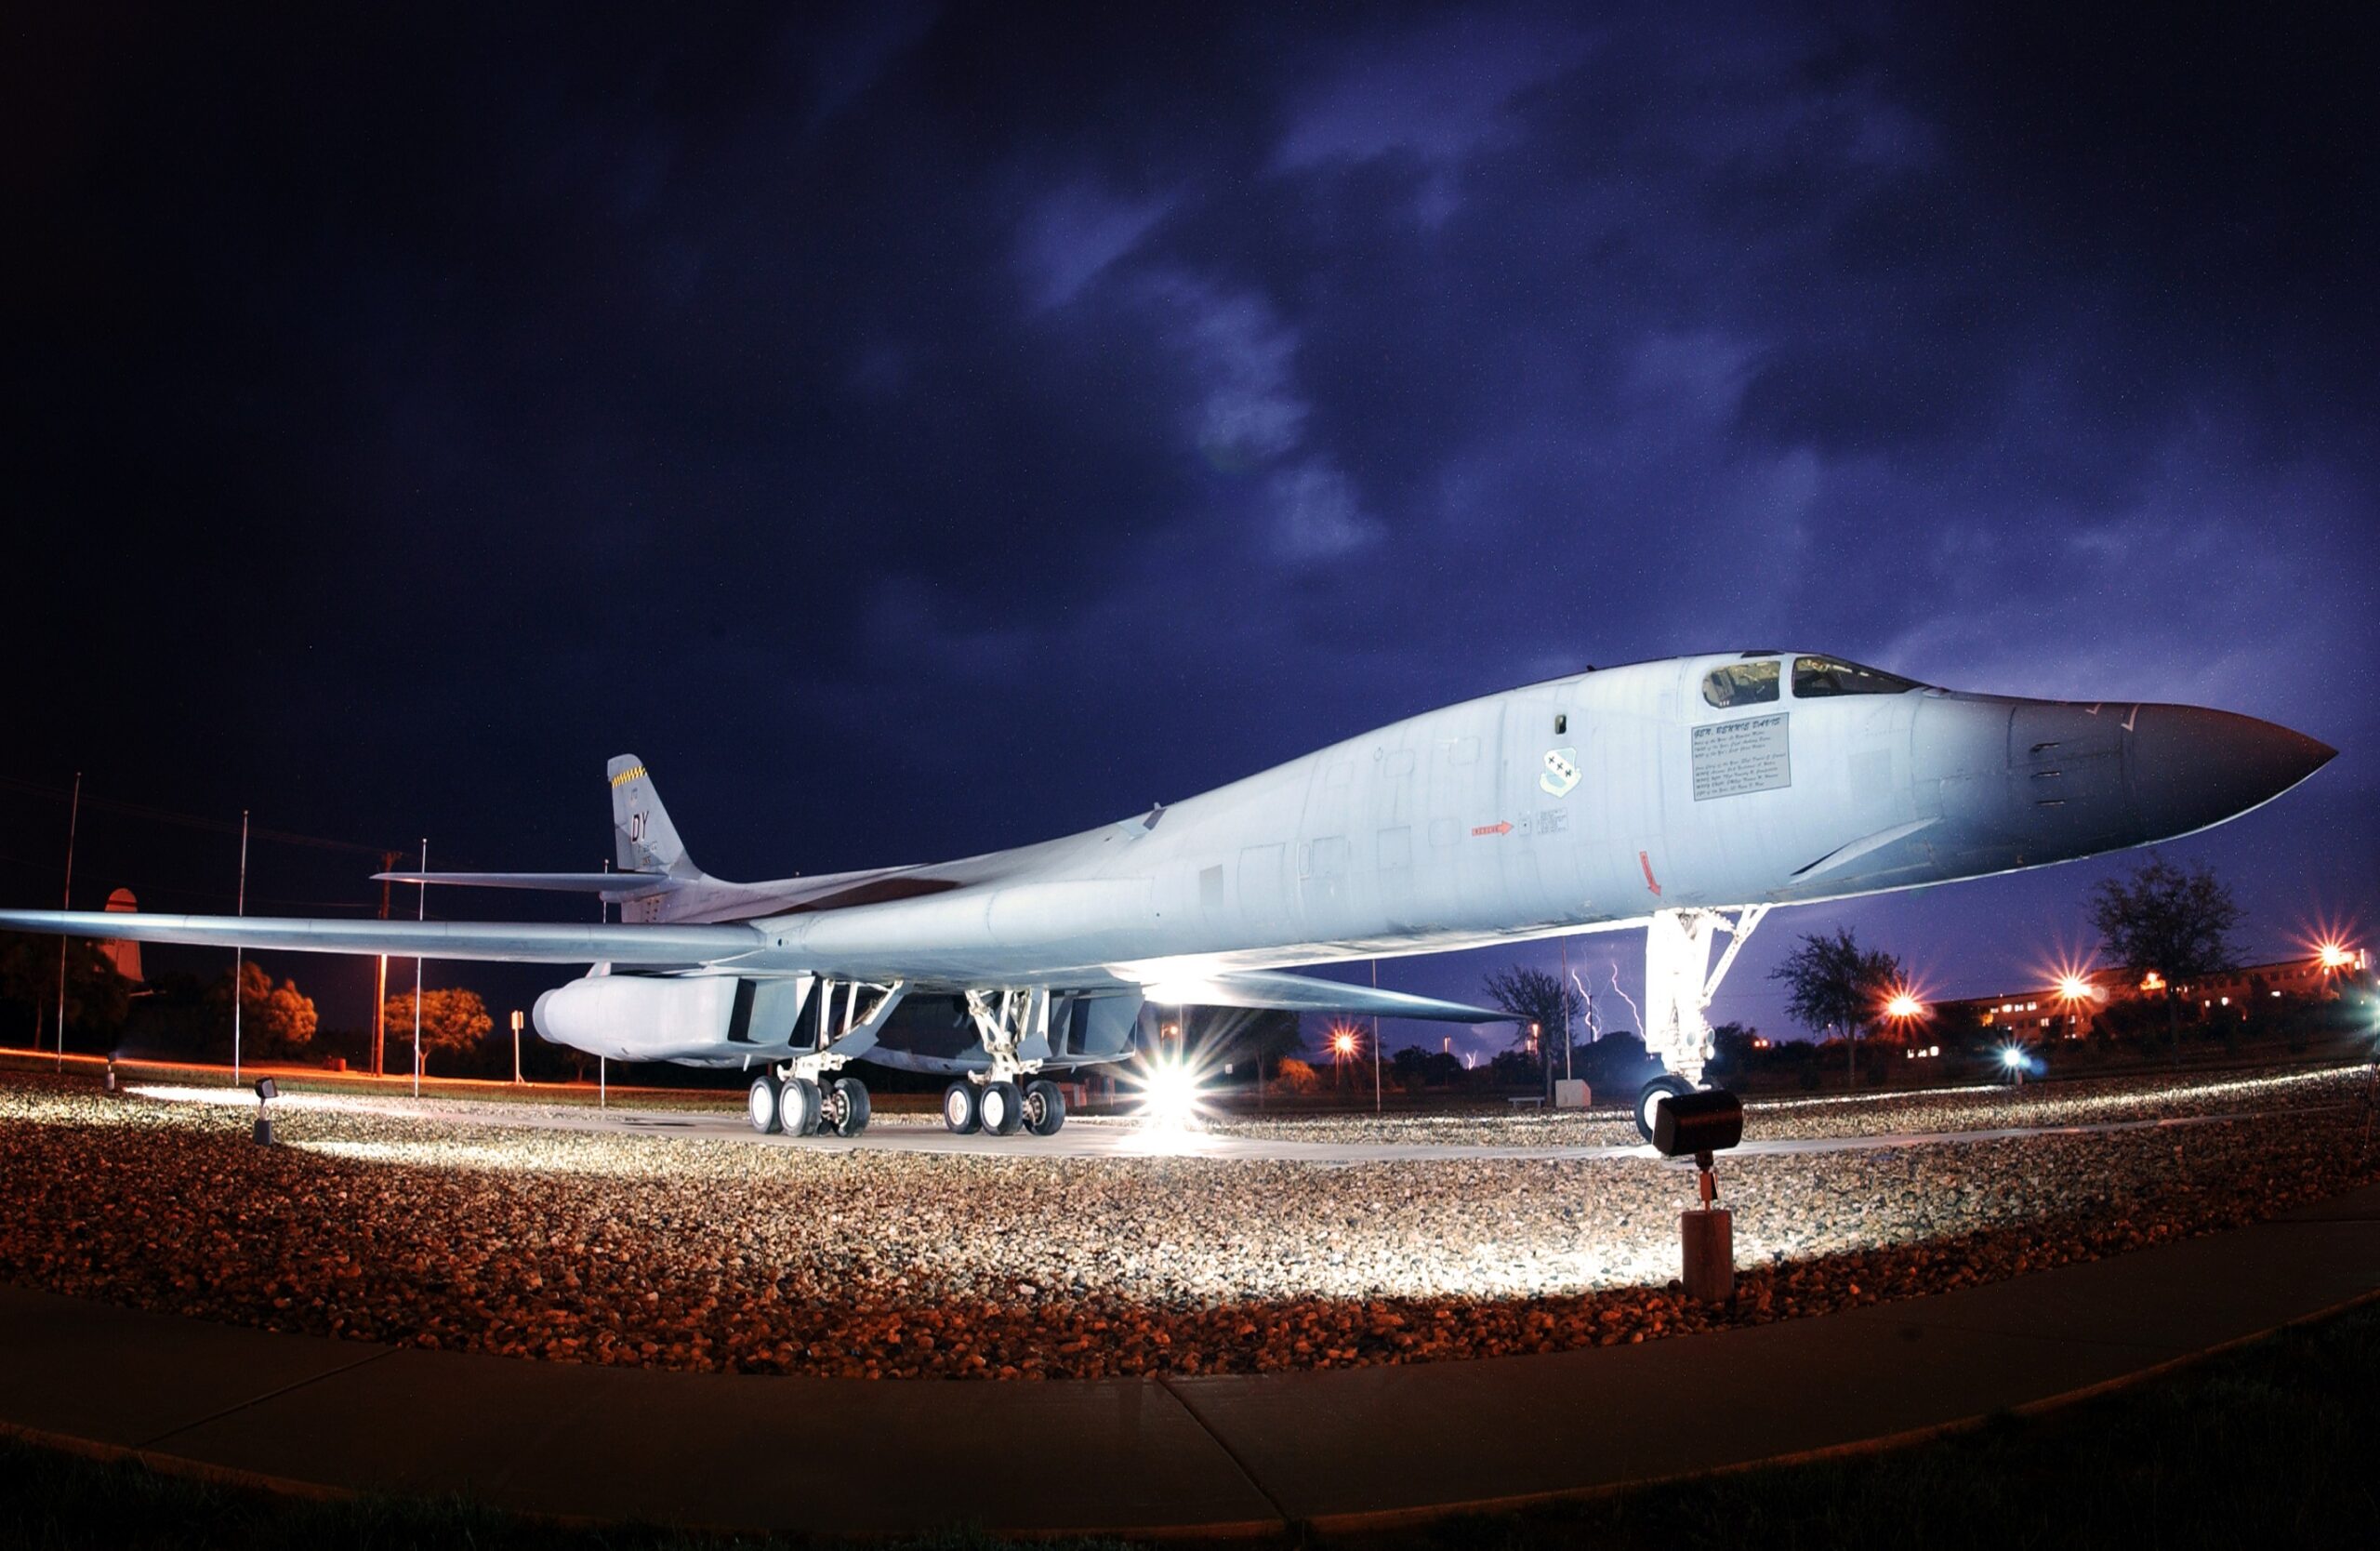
[1639,850,1662,895]
[1472,821,1513,837]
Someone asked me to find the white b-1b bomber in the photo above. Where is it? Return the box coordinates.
[1,651,2334,1141]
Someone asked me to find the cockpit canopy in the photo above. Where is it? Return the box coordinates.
[1702,654,1923,709]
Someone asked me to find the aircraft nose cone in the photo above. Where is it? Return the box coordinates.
[2126,704,2335,841]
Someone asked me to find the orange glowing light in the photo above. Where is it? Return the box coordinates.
[2318,942,2353,970]
[1330,1028,1358,1057]
[1883,990,1924,1021]
[2056,974,2093,1002]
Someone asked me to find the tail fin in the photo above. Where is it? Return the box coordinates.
[608,755,703,879]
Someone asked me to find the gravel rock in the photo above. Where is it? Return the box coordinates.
[2,1064,2373,1381]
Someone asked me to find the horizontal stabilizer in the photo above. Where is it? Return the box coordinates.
[1146,968,1511,1023]
[373,871,681,896]
[0,908,765,968]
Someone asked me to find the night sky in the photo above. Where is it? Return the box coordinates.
[7,3,2374,1052]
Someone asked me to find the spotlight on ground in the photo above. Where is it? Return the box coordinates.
[1649,1088,1744,1306]
[253,1077,278,1146]
[1132,1049,1208,1132]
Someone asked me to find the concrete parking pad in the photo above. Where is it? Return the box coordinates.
[4,1182,2376,1537]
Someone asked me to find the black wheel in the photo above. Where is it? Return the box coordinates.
[981,1080,1024,1136]
[831,1077,871,1137]
[1024,1079,1066,1136]
[1634,1074,1694,1143]
[747,1074,783,1135]
[782,1076,822,1136]
[942,1080,981,1134]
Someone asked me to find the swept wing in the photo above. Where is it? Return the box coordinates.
[0,909,766,968]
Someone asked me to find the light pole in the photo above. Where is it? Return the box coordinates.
[54,773,80,1070]
[412,838,425,1097]
[374,849,399,1078]
[510,1009,524,1083]
[1370,959,1382,1114]
[1881,989,1924,1080]
[232,810,248,1085]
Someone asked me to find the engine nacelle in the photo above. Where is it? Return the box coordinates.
[533,973,799,1062]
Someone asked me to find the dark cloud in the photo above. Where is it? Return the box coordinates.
[5,1,2373,1039]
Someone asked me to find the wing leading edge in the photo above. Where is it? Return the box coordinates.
[1153,969,1510,1024]
[0,909,767,967]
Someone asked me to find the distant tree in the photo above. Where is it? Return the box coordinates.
[1575,1030,1661,1094]
[1770,928,1901,1083]
[1707,1021,1763,1077]
[381,987,496,1066]
[1482,961,1582,1098]
[1272,1056,1320,1095]
[218,961,318,1057]
[1197,1006,1304,1079]
[0,934,128,1046]
[2090,856,2241,1038]
[1390,1045,1463,1092]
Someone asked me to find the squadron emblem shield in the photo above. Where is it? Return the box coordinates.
[1540,746,1580,797]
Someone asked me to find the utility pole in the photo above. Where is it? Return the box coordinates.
[55,773,80,1071]
[232,810,248,1085]
[412,838,425,1097]
[1559,937,1574,1081]
[374,849,399,1078]
[1370,960,1382,1113]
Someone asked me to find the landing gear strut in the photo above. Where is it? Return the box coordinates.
[1634,904,1768,1141]
[750,975,910,1138]
[940,988,1071,1137]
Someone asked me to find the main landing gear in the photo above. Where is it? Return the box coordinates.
[745,974,906,1138]
[748,1071,873,1137]
[943,1077,1067,1137]
[1633,904,1768,1142]
[941,988,1070,1138]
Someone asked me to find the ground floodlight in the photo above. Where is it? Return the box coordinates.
[1650,1087,1743,1160]
[253,1077,278,1145]
[2000,1047,2026,1070]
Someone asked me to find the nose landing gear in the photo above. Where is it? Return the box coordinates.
[1633,1073,1695,1143]
[1634,904,1768,1141]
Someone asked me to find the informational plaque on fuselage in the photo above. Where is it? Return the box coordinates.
[1691,713,1791,801]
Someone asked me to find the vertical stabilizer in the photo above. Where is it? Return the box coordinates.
[607,755,702,879]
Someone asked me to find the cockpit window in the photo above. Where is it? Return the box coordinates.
[1702,659,1780,709]
[1792,656,1921,697]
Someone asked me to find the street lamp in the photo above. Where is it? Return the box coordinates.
[1329,1024,1358,1094]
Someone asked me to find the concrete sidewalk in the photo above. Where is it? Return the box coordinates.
[5,1185,2377,1538]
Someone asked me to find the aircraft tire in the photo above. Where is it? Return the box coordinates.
[942,1080,982,1134]
[832,1077,871,1136]
[982,1080,1025,1136]
[1024,1079,1065,1136]
[782,1076,822,1137]
[1633,1074,1694,1144]
[747,1074,783,1135]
